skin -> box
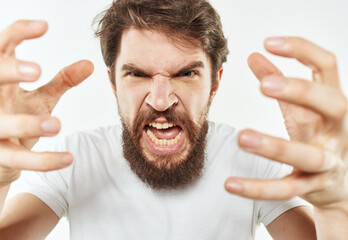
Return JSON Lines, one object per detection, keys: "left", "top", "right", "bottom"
{"left": 0, "top": 20, "right": 346, "bottom": 239}
{"left": 226, "top": 38, "right": 348, "bottom": 238}
{"left": 110, "top": 28, "right": 220, "bottom": 164}
{"left": 0, "top": 20, "right": 94, "bottom": 239}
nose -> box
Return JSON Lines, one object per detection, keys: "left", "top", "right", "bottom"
{"left": 145, "top": 75, "right": 178, "bottom": 112}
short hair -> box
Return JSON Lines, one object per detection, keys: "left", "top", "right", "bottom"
{"left": 94, "top": 0, "right": 229, "bottom": 88}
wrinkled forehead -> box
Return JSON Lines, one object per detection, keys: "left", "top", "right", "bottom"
{"left": 115, "top": 28, "right": 210, "bottom": 75}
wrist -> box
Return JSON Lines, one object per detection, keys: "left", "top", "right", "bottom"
{"left": 0, "top": 168, "right": 21, "bottom": 188}
{"left": 314, "top": 202, "right": 348, "bottom": 240}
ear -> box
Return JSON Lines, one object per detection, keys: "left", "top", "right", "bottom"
{"left": 107, "top": 67, "right": 117, "bottom": 99}
{"left": 209, "top": 67, "right": 223, "bottom": 102}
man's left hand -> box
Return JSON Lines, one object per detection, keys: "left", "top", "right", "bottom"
{"left": 225, "top": 37, "right": 348, "bottom": 224}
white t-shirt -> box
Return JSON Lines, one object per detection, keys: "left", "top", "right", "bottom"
{"left": 23, "top": 122, "right": 308, "bottom": 240}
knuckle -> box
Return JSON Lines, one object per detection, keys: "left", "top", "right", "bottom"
{"left": 12, "top": 20, "right": 25, "bottom": 27}
{"left": 10, "top": 20, "right": 26, "bottom": 34}
{"left": 37, "top": 153, "right": 58, "bottom": 171}
{"left": 287, "top": 37, "right": 306, "bottom": 47}
{"left": 8, "top": 151, "right": 20, "bottom": 169}
{"left": 335, "top": 94, "right": 348, "bottom": 119}
{"left": 36, "top": 154, "right": 51, "bottom": 171}
{"left": 251, "top": 185, "right": 263, "bottom": 199}
{"left": 268, "top": 139, "right": 286, "bottom": 160}
{"left": 283, "top": 182, "right": 297, "bottom": 199}
{"left": 321, "top": 52, "right": 337, "bottom": 69}
{"left": 16, "top": 117, "right": 30, "bottom": 135}
{"left": 314, "top": 151, "right": 326, "bottom": 171}
{"left": 317, "top": 174, "right": 334, "bottom": 191}
{"left": 38, "top": 162, "right": 51, "bottom": 171}
{"left": 291, "top": 79, "right": 311, "bottom": 100}
{"left": 60, "top": 68, "right": 75, "bottom": 88}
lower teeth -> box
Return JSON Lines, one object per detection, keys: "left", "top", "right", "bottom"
{"left": 146, "top": 129, "right": 182, "bottom": 146}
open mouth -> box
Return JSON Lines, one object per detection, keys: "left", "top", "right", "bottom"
{"left": 142, "top": 120, "right": 187, "bottom": 155}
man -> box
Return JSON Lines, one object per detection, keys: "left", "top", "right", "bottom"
{"left": 0, "top": 0, "right": 347, "bottom": 239}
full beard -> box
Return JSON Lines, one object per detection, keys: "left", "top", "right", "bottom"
{"left": 121, "top": 107, "right": 209, "bottom": 190}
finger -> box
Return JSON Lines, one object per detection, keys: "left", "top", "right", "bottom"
{"left": 247, "top": 53, "right": 293, "bottom": 118}
{"left": 238, "top": 129, "right": 339, "bottom": 172}
{"left": 0, "top": 20, "right": 48, "bottom": 56}
{"left": 247, "top": 52, "right": 283, "bottom": 80}
{"left": 36, "top": 60, "right": 94, "bottom": 112}
{"left": 0, "top": 114, "right": 60, "bottom": 139}
{"left": 225, "top": 176, "right": 300, "bottom": 200}
{"left": 260, "top": 75, "right": 347, "bottom": 121}
{"left": 0, "top": 58, "right": 41, "bottom": 84}
{"left": 264, "top": 37, "right": 340, "bottom": 88}
{"left": 0, "top": 140, "right": 73, "bottom": 171}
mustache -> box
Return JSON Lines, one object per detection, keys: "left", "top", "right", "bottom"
{"left": 129, "top": 107, "right": 203, "bottom": 144}
{"left": 134, "top": 107, "right": 186, "bottom": 126}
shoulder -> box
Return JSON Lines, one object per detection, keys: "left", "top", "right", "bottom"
{"left": 208, "top": 121, "right": 238, "bottom": 137}
{"left": 61, "top": 124, "right": 122, "bottom": 150}
{"left": 206, "top": 121, "right": 291, "bottom": 179}
{"left": 205, "top": 121, "right": 249, "bottom": 172}
{"left": 33, "top": 125, "right": 125, "bottom": 169}
{"left": 206, "top": 121, "right": 238, "bottom": 147}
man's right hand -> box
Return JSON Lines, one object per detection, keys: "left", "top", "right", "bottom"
{"left": 0, "top": 20, "right": 94, "bottom": 187}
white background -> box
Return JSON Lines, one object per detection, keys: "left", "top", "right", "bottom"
{"left": 1, "top": 0, "right": 348, "bottom": 239}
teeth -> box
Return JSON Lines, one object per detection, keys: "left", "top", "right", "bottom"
{"left": 148, "top": 122, "right": 176, "bottom": 130}
{"left": 146, "top": 129, "right": 182, "bottom": 146}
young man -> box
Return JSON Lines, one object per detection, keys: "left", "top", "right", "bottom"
{"left": 0, "top": 0, "right": 347, "bottom": 239}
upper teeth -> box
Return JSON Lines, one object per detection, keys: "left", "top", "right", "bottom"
{"left": 149, "top": 122, "right": 175, "bottom": 129}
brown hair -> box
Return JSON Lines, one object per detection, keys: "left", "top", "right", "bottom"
{"left": 94, "top": 0, "right": 229, "bottom": 88}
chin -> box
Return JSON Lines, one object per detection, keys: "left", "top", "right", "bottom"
{"left": 141, "top": 141, "right": 192, "bottom": 170}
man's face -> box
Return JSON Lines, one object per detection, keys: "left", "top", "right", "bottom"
{"left": 111, "top": 28, "right": 220, "bottom": 189}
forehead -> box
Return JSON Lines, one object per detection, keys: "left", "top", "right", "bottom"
{"left": 115, "top": 28, "right": 210, "bottom": 73}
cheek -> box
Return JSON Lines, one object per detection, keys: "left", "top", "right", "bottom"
{"left": 174, "top": 83, "right": 211, "bottom": 122}
{"left": 117, "top": 84, "right": 149, "bottom": 120}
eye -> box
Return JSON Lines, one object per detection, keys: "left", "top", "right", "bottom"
{"left": 127, "top": 72, "right": 147, "bottom": 78}
{"left": 181, "top": 70, "right": 197, "bottom": 77}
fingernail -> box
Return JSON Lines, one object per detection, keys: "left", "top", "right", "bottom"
{"left": 265, "top": 37, "right": 284, "bottom": 47}
{"left": 41, "top": 118, "right": 60, "bottom": 133}
{"left": 62, "top": 155, "right": 73, "bottom": 165}
{"left": 226, "top": 181, "right": 243, "bottom": 193}
{"left": 18, "top": 63, "right": 39, "bottom": 77}
{"left": 240, "top": 131, "right": 261, "bottom": 149}
{"left": 261, "top": 75, "right": 285, "bottom": 94}
{"left": 29, "top": 20, "right": 46, "bottom": 29}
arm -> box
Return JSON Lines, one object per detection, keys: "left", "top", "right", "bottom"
{"left": 0, "top": 191, "right": 59, "bottom": 240}
{"left": 0, "top": 20, "right": 93, "bottom": 238}
{"left": 266, "top": 206, "right": 316, "bottom": 240}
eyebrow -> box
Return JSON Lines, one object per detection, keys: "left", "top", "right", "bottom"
{"left": 121, "top": 64, "right": 148, "bottom": 74}
{"left": 121, "top": 61, "right": 205, "bottom": 77}
{"left": 173, "top": 61, "right": 204, "bottom": 77}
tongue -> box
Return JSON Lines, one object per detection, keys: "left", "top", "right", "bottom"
{"left": 149, "top": 126, "right": 181, "bottom": 140}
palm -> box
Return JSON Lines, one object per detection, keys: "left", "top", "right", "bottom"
{"left": 14, "top": 88, "right": 52, "bottom": 115}
{"left": 278, "top": 100, "right": 321, "bottom": 143}
{"left": 11, "top": 87, "right": 58, "bottom": 149}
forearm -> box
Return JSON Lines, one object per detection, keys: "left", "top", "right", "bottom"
{"left": 314, "top": 204, "right": 348, "bottom": 239}
{"left": 0, "top": 185, "right": 10, "bottom": 218}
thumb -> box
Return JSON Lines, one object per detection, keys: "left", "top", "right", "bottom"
{"left": 36, "top": 60, "right": 94, "bottom": 111}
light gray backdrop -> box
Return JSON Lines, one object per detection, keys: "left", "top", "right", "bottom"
{"left": 1, "top": 0, "right": 347, "bottom": 239}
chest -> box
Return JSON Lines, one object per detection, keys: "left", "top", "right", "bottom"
{"left": 67, "top": 169, "right": 256, "bottom": 240}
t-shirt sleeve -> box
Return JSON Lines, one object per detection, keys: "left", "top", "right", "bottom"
{"left": 254, "top": 156, "right": 311, "bottom": 226}
{"left": 20, "top": 137, "right": 74, "bottom": 219}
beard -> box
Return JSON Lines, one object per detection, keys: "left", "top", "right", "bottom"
{"left": 121, "top": 107, "right": 209, "bottom": 190}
